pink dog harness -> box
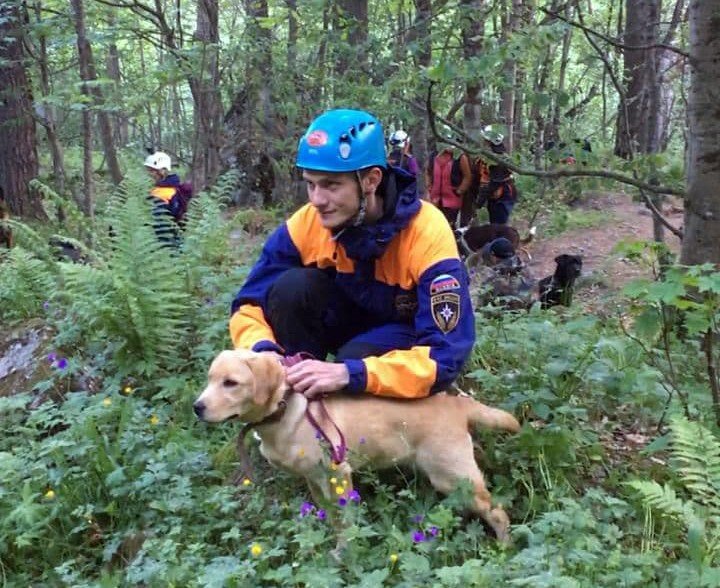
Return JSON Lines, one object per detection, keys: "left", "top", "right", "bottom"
{"left": 280, "top": 353, "right": 347, "bottom": 465}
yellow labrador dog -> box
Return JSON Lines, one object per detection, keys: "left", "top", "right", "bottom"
{"left": 194, "top": 349, "right": 520, "bottom": 542}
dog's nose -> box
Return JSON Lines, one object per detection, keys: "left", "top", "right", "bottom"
{"left": 193, "top": 401, "right": 206, "bottom": 419}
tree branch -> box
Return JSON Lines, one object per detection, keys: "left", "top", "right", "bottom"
{"left": 539, "top": 6, "right": 690, "bottom": 58}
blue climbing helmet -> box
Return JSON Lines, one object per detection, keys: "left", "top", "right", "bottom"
{"left": 296, "top": 109, "right": 387, "bottom": 172}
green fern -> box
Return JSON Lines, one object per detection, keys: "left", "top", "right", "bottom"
{"left": 0, "top": 248, "right": 56, "bottom": 321}
{"left": 57, "top": 181, "right": 192, "bottom": 376}
{"left": 625, "top": 480, "right": 692, "bottom": 520}
{"left": 627, "top": 416, "right": 720, "bottom": 566}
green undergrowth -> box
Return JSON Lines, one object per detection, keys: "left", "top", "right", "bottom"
{"left": 1, "top": 182, "right": 719, "bottom": 586}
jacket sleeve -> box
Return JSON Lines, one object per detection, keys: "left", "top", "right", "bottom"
{"left": 343, "top": 208, "right": 475, "bottom": 398}
{"left": 229, "top": 222, "right": 303, "bottom": 353}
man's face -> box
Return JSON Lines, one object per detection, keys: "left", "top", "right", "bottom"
{"left": 302, "top": 170, "right": 360, "bottom": 230}
{"left": 146, "top": 167, "right": 162, "bottom": 182}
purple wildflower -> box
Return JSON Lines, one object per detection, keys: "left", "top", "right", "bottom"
{"left": 315, "top": 431, "right": 323, "bottom": 440}
{"left": 359, "top": 437, "right": 366, "bottom": 444}
{"left": 411, "top": 514, "right": 424, "bottom": 524}
{"left": 348, "top": 489, "right": 361, "bottom": 503}
{"left": 56, "top": 358, "right": 68, "bottom": 370}
{"left": 428, "top": 526, "right": 439, "bottom": 537}
{"left": 47, "top": 353, "right": 57, "bottom": 363}
{"left": 412, "top": 530, "right": 427, "bottom": 543}
{"left": 337, "top": 497, "right": 347, "bottom": 507}
{"left": 43, "top": 301, "right": 50, "bottom": 310}
{"left": 316, "top": 509, "right": 327, "bottom": 521}
{"left": 300, "top": 501, "right": 315, "bottom": 517}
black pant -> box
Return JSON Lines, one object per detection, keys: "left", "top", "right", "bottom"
{"left": 267, "top": 268, "right": 415, "bottom": 361}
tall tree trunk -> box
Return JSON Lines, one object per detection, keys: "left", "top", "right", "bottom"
{"left": 70, "top": 0, "right": 123, "bottom": 186}
{"left": 33, "top": 0, "right": 67, "bottom": 197}
{"left": 548, "top": 3, "right": 574, "bottom": 145}
{"left": 680, "top": 0, "right": 720, "bottom": 265}
{"left": 615, "top": 0, "right": 662, "bottom": 159}
{"left": 105, "top": 15, "right": 129, "bottom": 147}
{"left": 500, "top": 0, "right": 525, "bottom": 151}
{"left": 461, "top": 0, "right": 486, "bottom": 135}
{"left": 0, "top": 1, "right": 42, "bottom": 218}
{"left": 222, "top": 0, "right": 276, "bottom": 205}
{"left": 336, "top": 0, "right": 368, "bottom": 76}
{"left": 189, "top": 0, "right": 223, "bottom": 191}
{"left": 409, "top": 0, "right": 432, "bottom": 195}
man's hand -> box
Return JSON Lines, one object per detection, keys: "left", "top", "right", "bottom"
{"left": 285, "top": 360, "right": 350, "bottom": 399}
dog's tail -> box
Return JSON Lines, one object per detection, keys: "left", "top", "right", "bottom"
{"left": 520, "top": 226, "right": 537, "bottom": 245}
{"left": 468, "top": 401, "right": 520, "bottom": 433}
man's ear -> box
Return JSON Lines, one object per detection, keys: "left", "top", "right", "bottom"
{"left": 245, "top": 354, "right": 285, "bottom": 405}
{"left": 361, "top": 166, "right": 383, "bottom": 195}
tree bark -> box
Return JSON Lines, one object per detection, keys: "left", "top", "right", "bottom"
{"left": 0, "top": 1, "right": 43, "bottom": 218}
{"left": 32, "top": 0, "right": 67, "bottom": 197}
{"left": 461, "top": 0, "right": 486, "bottom": 135}
{"left": 70, "top": 0, "right": 123, "bottom": 186}
{"left": 189, "top": 0, "right": 224, "bottom": 191}
{"left": 409, "top": 0, "right": 432, "bottom": 195}
{"left": 614, "top": 0, "right": 662, "bottom": 158}
{"left": 680, "top": 0, "right": 720, "bottom": 265}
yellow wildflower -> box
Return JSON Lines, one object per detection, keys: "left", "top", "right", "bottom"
{"left": 389, "top": 553, "right": 398, "bottom": 564}
{"left": 149, "top": 415, "right": 159, "bottom": 426}
{"left": 242, "top": 478, "right": 252, "bottom": 487}
{"left": 102, "top": 398, "right": 112, "bottom": 407}
{"left": 335, "top": 486, "right": 344, "bottom": 495}
{"left": 330, "top": 477, "right": 337, "bottom": 485}
{"left": 123, "top": 386, "right": 133, "bottom": 395}
{"left": 44, "top": 489, "right": 55, "bottom": 500}
{"left": 342, "top": 479, "right": 348, "bottom": 487}
{"left": 250, "top": 543, "right": 263, "bottom": 557}
{"left": 329, "top": 462, "right": 337, "bottom": 471}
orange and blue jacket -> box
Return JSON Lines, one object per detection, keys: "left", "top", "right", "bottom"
{"left": 149, "top": 175, "right": 182, "bottom": 242}
{"left": 229, "top": 169, "right": 475, "bottom": 399}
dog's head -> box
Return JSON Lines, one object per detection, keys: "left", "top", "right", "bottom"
{"left": 193, "top": 350, "right": 287, "bottom": 423}
{"left": 554, "top": 254, "right": 583, "bottom": 283}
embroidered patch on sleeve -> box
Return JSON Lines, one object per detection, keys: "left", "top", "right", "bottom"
{"left": 430, "top": 274, "right": 461, "bottom": 333}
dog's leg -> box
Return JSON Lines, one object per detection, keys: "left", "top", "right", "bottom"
{"left": 418, "top": 442, "right": 511, "bottom": 543}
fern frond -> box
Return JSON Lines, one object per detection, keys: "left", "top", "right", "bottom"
{"left": 670, "top": 417, "right": 720, "bottom": 515}
{"left": 626, "top": 480, "right": 692, "bottom": 521}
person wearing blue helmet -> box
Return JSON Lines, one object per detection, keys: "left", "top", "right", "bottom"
{"left": 229, "top": 109, "right": 475, "bottom": 399}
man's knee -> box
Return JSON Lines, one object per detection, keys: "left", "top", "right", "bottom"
{"left": 267, "top": 267, "right": 333, "bottom": 312}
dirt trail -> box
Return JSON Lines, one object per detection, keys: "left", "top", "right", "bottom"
{"left": 521, "top": 191, "right": 684, "bottom": 305}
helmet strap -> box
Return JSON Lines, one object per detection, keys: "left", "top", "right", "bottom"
{"left": 352, "top": 171, "right": 367, "bottom": 227}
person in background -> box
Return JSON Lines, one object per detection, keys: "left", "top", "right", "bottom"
{"left": 229, "top": 108, "right": 475, "bottom": 399}
{"left": 474, "top": 126, "right": 518, "bottom": 225}
{"left": 144, "top": 151, "right": 191, "bottom": 246}
{"left": 425, "top": 142, "right": 473, "bottom": 227}
{"left": 387, "top": 130, "right": 419, "bottom": 177}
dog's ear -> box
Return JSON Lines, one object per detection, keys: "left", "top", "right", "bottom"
{"left": 244, "top": 353, "right": 285, "bottom": 405}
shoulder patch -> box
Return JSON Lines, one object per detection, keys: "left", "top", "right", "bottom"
{"left": 430, "top": 274, "right": 461, "bottom": 333}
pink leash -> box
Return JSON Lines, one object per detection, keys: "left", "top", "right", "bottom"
{"left": 281, "top": 353, "right": 347, "bottom": 464}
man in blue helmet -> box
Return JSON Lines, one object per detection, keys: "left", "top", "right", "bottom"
{"left": 229, "top": 109, "right": 475, "bottom": 399}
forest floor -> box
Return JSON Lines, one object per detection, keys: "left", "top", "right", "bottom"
{"left": 522, "top": 190, "right": 684, "bottom": 312}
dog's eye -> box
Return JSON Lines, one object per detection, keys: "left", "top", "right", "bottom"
{"left": 223, "top": 378, "right": 238, "bottom": 387}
